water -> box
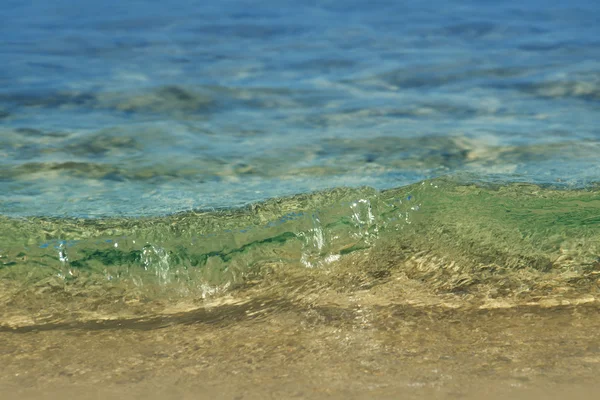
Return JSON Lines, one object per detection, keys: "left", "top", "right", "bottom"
{"left": 2, "top": 0, "right": 599, "bottom": 217}
{"left": 1, "top": 1, "right": 600, "bottom": 397}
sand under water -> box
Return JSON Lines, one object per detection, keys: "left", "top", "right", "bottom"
{"left": 3, "top": 0, "right": 600, "bottom": 397}
{"left": 2, "top": 178, "right": 600, "bottom": 399}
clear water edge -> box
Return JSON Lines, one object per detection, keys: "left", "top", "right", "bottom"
{"left": 1, "top": 0, "right": 600, "bottom": 328}
{"left": 1, "top": 177, "right": 599, "bottom": 328}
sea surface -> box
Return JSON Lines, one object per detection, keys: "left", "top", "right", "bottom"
{"left": 1, "top": 1, "right": 600, "bottom": 397}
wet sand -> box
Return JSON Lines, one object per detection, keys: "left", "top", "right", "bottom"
{"left": 3, "top": 299, "right": 600, "bottom": 399}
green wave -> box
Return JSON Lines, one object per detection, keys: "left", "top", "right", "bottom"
{"left": 1, "top": 177, "right": 599, "bottom": 326}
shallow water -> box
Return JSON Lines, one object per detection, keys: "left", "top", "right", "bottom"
{"left": 1, "top": 0, "right": 600, "bottom": 216}
{"left": 2, "top": 178, "right": 600, "bottom": 326}
{"left": 1, "top": 0, "right": 600, "bottom": 398}
{"left": 3, "top": 302, "right": 600, "bottom": 399}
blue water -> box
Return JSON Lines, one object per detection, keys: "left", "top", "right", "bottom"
{"left": 1, "top": 0, "right": 599, "bottom": 217}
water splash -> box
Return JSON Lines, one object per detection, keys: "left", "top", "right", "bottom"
{"left": 1, "top": 178, "right": 600, "bottom": 325}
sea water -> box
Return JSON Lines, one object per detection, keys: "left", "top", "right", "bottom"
{"left": 1, "top": 1, "right": 600, "bottom": 397}
{"left": 2, "top": 0, "right": 599, "bottom": 217}
{"left": 1, "top": 0, "right": 599, "bottom": 311}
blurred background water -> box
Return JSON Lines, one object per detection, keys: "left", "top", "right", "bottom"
{"left": 1, "top": 0, "right": 599, "bottom": 217}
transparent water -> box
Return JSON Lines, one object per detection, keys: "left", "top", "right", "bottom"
{"left": 1, "top": 0, "right": 599, "bottom": 217}
{"left": 2, "top": 2, "right": 600, "bottom": 397}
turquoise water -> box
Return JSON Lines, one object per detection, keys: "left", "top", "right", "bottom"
{"left": 1, "top": 0, "right": 599, "bottom": 217}
{"left": 1, "top": 0, "right": 600, "bottom": 326}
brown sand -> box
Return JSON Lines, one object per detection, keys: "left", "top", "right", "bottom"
{"left": 2, "top": 299, "right": 600, "bottom": 400}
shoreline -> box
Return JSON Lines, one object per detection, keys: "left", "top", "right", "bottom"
{"left": 3, "top": 301, "right": 600, "bottom": 399}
